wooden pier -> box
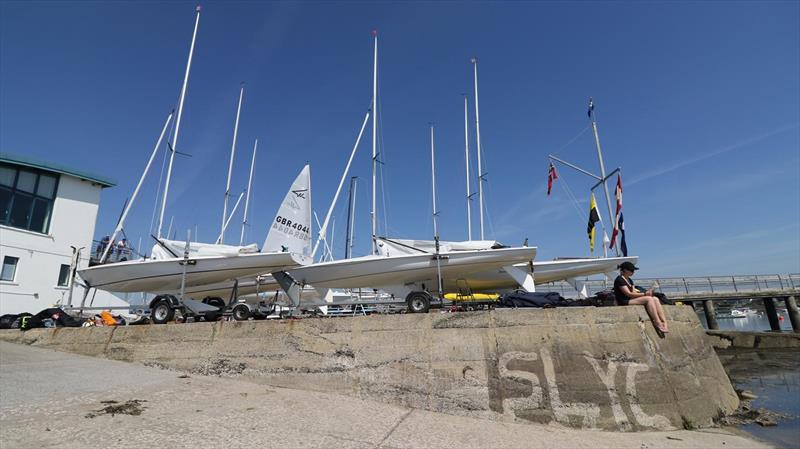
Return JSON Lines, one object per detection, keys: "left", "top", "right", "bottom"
{"left": 541, "top": 273, "right": 800, "bottom": 332}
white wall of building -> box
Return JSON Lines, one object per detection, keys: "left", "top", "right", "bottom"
{"left": 0, "top": 175, "right": 129, "bottom": 315}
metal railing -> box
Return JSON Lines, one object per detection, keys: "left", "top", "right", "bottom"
{"left": 540, "top": 274, "right": 800, "bottom": 299}
{"left": 88, "top": 239, "right": 144, "bottom": 265}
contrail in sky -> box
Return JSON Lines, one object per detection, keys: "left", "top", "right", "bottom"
{"left": 628, "top": 122, "right": 799, "bottom": 186}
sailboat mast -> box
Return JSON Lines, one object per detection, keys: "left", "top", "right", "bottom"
{"left": 463, "top": 94, "right": 472, "bottom": 240}
{"left": 221, "top": 84, "right": 244, "bottom": 244}
{"left": 345, "top": 176, "right": 358, "bottom": 259}
{"left": 101, "top": 111, "right": 173, "bottom": 263}
{"left": 430, "top": 125, "right": 439, "bottom": 238}
{"left": 240, "top": 138, "right": 257, "bottom": 246}
{"left": 471, "top": 57, "right": 485, "bottom": 240}
{"left": 370, "top": 30, "right": 378, "bottom": 254}
{"left": 431, "top": 124, "right": 444, "bottom": 299}
{"left": 588, "top": 97, "right": 618, "bottom": 256}
{"left": 311, "top": 109, "right": 371, "bottom": 259}
{"left": 158, "top": 6, "right": 200, "bottom": 239}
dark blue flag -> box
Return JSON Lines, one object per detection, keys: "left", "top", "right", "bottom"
{"left": 619, "top": 212, "right": 628, "bottom": 257}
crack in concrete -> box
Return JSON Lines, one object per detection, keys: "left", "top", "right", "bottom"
{"left": 375, "top": 409, "right": 413, "bottom": 448}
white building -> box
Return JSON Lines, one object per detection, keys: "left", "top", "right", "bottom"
{"left": 0, "top": 152, "right": 130, "bottom": 315}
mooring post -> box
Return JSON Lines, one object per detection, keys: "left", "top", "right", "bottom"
{"left": 763, "top": 297, "right": 781, "bottom": 331}
{"left": 784, "top": 296, "right": 800, "bottom": 333}
{"left": 703, "top": 299, "right": 719, "bottom": 330}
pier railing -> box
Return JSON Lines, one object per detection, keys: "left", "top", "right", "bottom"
{"left": 540, "top": 273, "right": 800, "bottom": 298}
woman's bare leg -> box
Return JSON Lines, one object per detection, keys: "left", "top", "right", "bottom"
{"left": 628, "top": 297, "right": 663, "bottom": 329}
{"left": 653, "top": 299, "right": 668, "bottom": 330}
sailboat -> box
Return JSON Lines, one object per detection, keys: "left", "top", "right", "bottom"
{"left": 367, "top": 60, "right": 639, "bottom": 298}
{"left": 77, "top": 165, "right": 313, "bottom": 294}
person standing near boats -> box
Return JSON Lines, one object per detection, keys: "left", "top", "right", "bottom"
{"left": 614, "top": 261, "right": 669, "bottom": 334}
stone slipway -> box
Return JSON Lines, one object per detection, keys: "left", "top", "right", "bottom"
{"left": 0, "top": 305, "right": 739, "bottom": 432}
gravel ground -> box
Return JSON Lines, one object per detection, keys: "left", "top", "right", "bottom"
{"left": 0, "top": 341, "right": 773, "bottom": 449}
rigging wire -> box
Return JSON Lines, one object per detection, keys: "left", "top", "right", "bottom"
{"left": 558, "top": 173, "right": 588, "bottom": 223}
{"left": 378, "top": 80, "right": 390, "bottom": 237}
{"left": 556, "top": 124, "right": 591, "bottom": 155}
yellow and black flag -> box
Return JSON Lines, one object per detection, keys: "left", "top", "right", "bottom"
{"left": 587, "top": 193, "right": 600, "bottom": 252}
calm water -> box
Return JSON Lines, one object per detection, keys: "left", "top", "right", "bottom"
{"left": 694, "top": 306, "right": 794, "bottom": 332}
{"left": 718, "top": 349, "right": 800, "bottom": 449}
{"left": 696, "top": 304, "right": 799, "bottom": 448}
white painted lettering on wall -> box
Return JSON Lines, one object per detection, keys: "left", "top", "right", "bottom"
{"left": 497, "top": 350, "right": 674, "bottom": 431}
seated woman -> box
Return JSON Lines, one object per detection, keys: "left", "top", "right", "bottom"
{"left": 614, "top": 261, "right": 669, "bottom": 334}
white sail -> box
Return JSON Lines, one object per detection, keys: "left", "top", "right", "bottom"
{"left": 263, "top": 165, "right": 312, "bottom": 257}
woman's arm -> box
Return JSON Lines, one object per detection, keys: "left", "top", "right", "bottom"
{"left": 620, "top": 285, "right": 646, "bottom": 299}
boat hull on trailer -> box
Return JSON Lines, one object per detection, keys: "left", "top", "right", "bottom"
{"left": 177, "top": 255, "right": 637, "bottom": 300}
{"left": 78, "top": 252, "right": 308, "bottom": 294}
{"left": 456, "top": 256, "right": 639, "bottom": 292}
{"left": 282, "top": 246, "right": 538, "bottom": 296}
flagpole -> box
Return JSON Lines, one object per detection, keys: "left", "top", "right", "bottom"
{"left": 588, "top": 97, "right": 619, "bottom": 256}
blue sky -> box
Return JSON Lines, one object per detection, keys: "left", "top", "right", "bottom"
{"left": 2, "top": 1, "right": 798, "bottom": 277}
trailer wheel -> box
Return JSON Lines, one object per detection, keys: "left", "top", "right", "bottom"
{"left": 232, "top": 304, "right": 251, "bottom": 321}
{"left": 406, "top": 292, "right": 431, "bottom": 314}
{"left": 203, "top": 297, "right": 225, "bottom": 321}
{"left": 151, "top": 299, "right": 174, "bottom": 324}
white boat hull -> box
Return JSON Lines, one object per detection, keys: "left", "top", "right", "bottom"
{"left": 175, "top": 255, "right": 637, "bottom": 301}
{"left": 283, "top": 246, "right": 538, "bottom": 297}
{"left": 78, "top": 252, "right": 308, "bottom": 294}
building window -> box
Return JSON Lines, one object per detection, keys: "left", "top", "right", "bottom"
{"left": 0, "top": 163, "right": 58, "bottom": 234}
{"left": 57, "top": 264, "right": 71, "bottom": 287}
{"left": 1, "top": 256, "right": 18, "bottom": 282}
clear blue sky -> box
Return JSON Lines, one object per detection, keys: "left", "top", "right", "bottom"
{"left": 2, "top": 1, "right": 798, "bottom": 277}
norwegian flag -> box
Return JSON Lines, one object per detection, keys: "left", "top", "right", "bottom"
{"left": 609, "top": 174, "right": 623, "bottom": 248}
{"left": 547, "top": 162, "right": 559, "bottom": 196}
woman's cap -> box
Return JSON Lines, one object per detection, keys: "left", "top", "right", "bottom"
{"left": 618, "top": 261, "right": 639, "bottom": 271}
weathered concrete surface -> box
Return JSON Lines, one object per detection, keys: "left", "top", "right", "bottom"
{"left": 1, "top": 342, "right": 768, "bottom": 449}
{"left": 0, "top": 306, "right": 739, "bottom": 432}
{"left": 706, "top": 330, "right": 800, "bottom": 349}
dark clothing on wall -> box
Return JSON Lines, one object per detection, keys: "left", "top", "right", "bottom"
{"left": 614, "top": 275, "right": 634, "bottom": 305}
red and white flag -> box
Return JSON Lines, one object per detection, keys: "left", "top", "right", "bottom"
{"left": 609, "top": 174, "right": 623, "bottom": 248}
{"left": 547, "top": 162, "right": 558, "bottom": 196}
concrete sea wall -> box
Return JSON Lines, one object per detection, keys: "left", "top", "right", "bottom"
{"left": 0, "top": 306, "right": 738, "bottom": 431}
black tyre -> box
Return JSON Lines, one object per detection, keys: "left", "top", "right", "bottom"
{"left": 202, "top": 297, "right": 225, "bottom": 322}
{"left": 406, "top": 292, "right": 431, "bottom": 314}
{"left": 151, "top": 300, "right": 174, "bottom": 324}
{"left": 232, "top": 304, "right": 251, "bottom": 321}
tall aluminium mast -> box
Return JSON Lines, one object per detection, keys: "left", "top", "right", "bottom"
{"left": 344, "top": 176, "right": 358, "bottom": 259}
{"left": 430, "top": 125, "right": 439, "bottom": 239}
{"left": 101, "top": 111, "right": 174, "bottom": 263}
{"left": 370, "top": 30, "right": 378, "bottom": 254}
{"left": 471, "top": 57, "right": 485, "bottom": 240}
{"left": 463, "top": 94, "right": 472, "bottom": 240}
{"left": 240, "top": 138, "right": 257, "bottom": 245}
{"left": 158, "top": 6, "right": 200, "bottom": 239}
{"left": 221, "top": 83, "right": 245, "bottom": 244}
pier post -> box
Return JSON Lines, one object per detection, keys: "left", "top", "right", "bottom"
{"left": 702, "top": 300, "right": 719, "bottom": 330}
{"left": 763, "top": 297, "right": 781, "bottom": 331}
{"left": 784, "top": 296, "right": 800, "bottom": 333}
